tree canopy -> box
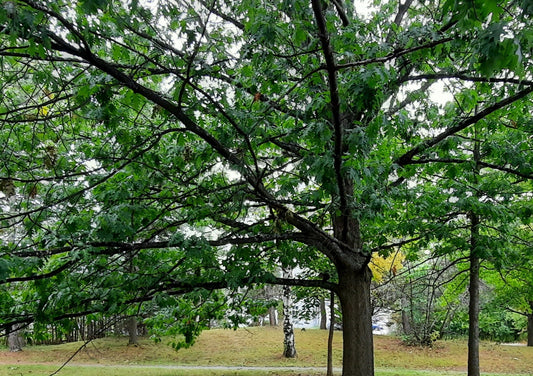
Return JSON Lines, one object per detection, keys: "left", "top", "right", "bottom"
{"left": 1, "top": 1, "right": 532, "bottom": 375}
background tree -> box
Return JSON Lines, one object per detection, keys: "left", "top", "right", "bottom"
{"left": 1, "top": 1, "right": 532, "bottom": 375}
{"left": 485, "top": 226, "right": 533, "bottom": 346}
{"left": 281, "top": 268, "right": 297, "bottom": 358}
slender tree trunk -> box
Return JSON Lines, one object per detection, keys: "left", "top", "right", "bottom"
{"left": 468, "top": 212, "right": 481, "bottom": 376}
{"left": 468, "top": 129, "right": 481, "bottom": 376}
{"left": 282, "top": 269, "right": 297, "bottom": 358}
{"left": 337, "top": 265, "right": 374, "bottom": 376}
{"left": 527, "top": 300, "right": 533, "bottom": 346}
{"left": 268, "top": 306, "right": 278, "bottom": 326}
{"left": 327, "top": 290, "right": 335, "bottom": 376}
{"left": 401, "top": 295, "right": 412, "bottom": 335}
{"left": 468, "top": 252, "right": 480, "bottom": 376}
{"left": 320, "top": 297, "right": 328, "bottom": 330}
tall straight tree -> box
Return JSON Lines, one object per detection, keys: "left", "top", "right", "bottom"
{"left": 1, "top": 1, "right": 532, "bottom": 375}
{"left": 467, "top": 129, "right": 481, "bottom": 376}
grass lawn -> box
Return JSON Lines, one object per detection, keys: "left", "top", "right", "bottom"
{"left": 0, "top": 365, "right": 529, "bottom": 376}
{"left": 1, "top": 327, "right": 531, "bottom": 375}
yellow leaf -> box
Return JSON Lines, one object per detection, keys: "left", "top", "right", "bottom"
{"left": 38, "top": 106, "right": 49, "bottom": 117}
{"left": 369, "top": 251, "right": 405, "bottom": 283}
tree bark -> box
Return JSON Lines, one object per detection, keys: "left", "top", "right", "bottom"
{"left": 268, "top": 305, "right": 278, "bottom": 326}
{"left": 401, "top": 295, "right": 412, "bottom": 335}
{"left": 327, "top": 290, "right": 335, "bottom": 376}
{"left": 282, "top": 269, "right": 297, "bottom": 358}
{"left": 320, "top": 297, "right": 328, "bottom": 330}
{"left": 527, "top": 300, "right": 533, "bottom": 346}
{"left": 127, "top": 316, "right": 139, "bottom": 346}
{"left": 330, "top": 173, "right": 374, "bottom": 375}
{"left": 8, "top": 324, "right": 24, "bottom": 352}
{"left": 468, "top": 130, "right": 481, "bottom": 376}
{"left": 468, "top": 214, "right": 481, "bottom": 376}
{"left": 337, "top": 265, "right": 374, "bottom": 376}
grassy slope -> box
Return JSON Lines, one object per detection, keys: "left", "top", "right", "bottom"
{"left": 0, "top": 327, "right": 531, "bottom": 375}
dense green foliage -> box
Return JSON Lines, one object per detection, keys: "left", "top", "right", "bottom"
{"left": 0, "top": 0, "right": 532, "bottom": 374}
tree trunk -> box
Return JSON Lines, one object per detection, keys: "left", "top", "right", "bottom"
{"left": 527, "top": 300, "right": 533, "bottom": 346}
{"left": 327, "top": 290, "right": 335, "bottom": 376}
{"left": 468, "top": 214, "right": 481, "bottom": 376}
{"left": 337, "top": 265, "right": 374, "bottom": 376}
{"left": 401, "top": 296, "right": 412, "bottom": 335}
{"left": 268, "top": 306, "right": 278, "bottom": 326}
{"left": 468, "top": 134, "right": 481, "bottom": 376}
{"left": 8, "top": 324, "right": 24, "bottom": 352}
{"left": 127, "top": 316, "right": 139, "bottom": 346}
{"left": 282, "top": 269, "right": 297, "bottom": 358}
{"left": 320, "top": 297, "right": 328, "bottom": 330}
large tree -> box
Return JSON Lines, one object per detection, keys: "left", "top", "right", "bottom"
{"left": 1, "top": 1, "right": 532, "bottom": 375}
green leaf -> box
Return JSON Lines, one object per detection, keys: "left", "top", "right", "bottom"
{"left": 79, "top": 0, "right": 109, "bottom": 14}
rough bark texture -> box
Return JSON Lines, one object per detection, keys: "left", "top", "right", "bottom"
{"left": 337, "top": 266, "right": 374, "bottom": 376}
{"left": 127, "top": 316, "right": 139, "bottom": 346}
{"left": 330, "top": 175, "right": 374, "bottom": 375}
{"left": 8, "top": 324, "right": 24, "bottom": 352}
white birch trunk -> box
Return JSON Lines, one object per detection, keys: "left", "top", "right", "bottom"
{"left": 282, "top": 268, "right": 297, "bottom": 358}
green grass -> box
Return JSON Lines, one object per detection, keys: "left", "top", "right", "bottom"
{"left": 1, "top": 327, "right": 532, "bottom": 375}
{"left": 0, "top": 365, "right": 528, "bottom": 376}
{"left": 0, "top": 365, "right": 307, "bottom": 376}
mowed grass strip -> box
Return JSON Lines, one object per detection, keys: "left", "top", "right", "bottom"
{"left": 0, "top": 364, "right": 319, "bottom": 376}
{"left": 0, "top": 365, "right": 528, "bottom": 376}
{"left": 1, "top": 327, "right": 531, "bottom": 374}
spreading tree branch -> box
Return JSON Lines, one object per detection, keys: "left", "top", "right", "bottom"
{"left": 395, "top": 86, "right": 533, "bottom": 168}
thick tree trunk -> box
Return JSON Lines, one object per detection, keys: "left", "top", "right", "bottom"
{"left": 8, "top": 324, "right": 24, "bottom": 352}
{"left": 127, "top": 316, "right": 139, "bottom": 346}
{"left": 527, "top": 300, "right": 533, "bottom": 346}
{"left": 337, "top": 265, "right": 374, "bottom": 376}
